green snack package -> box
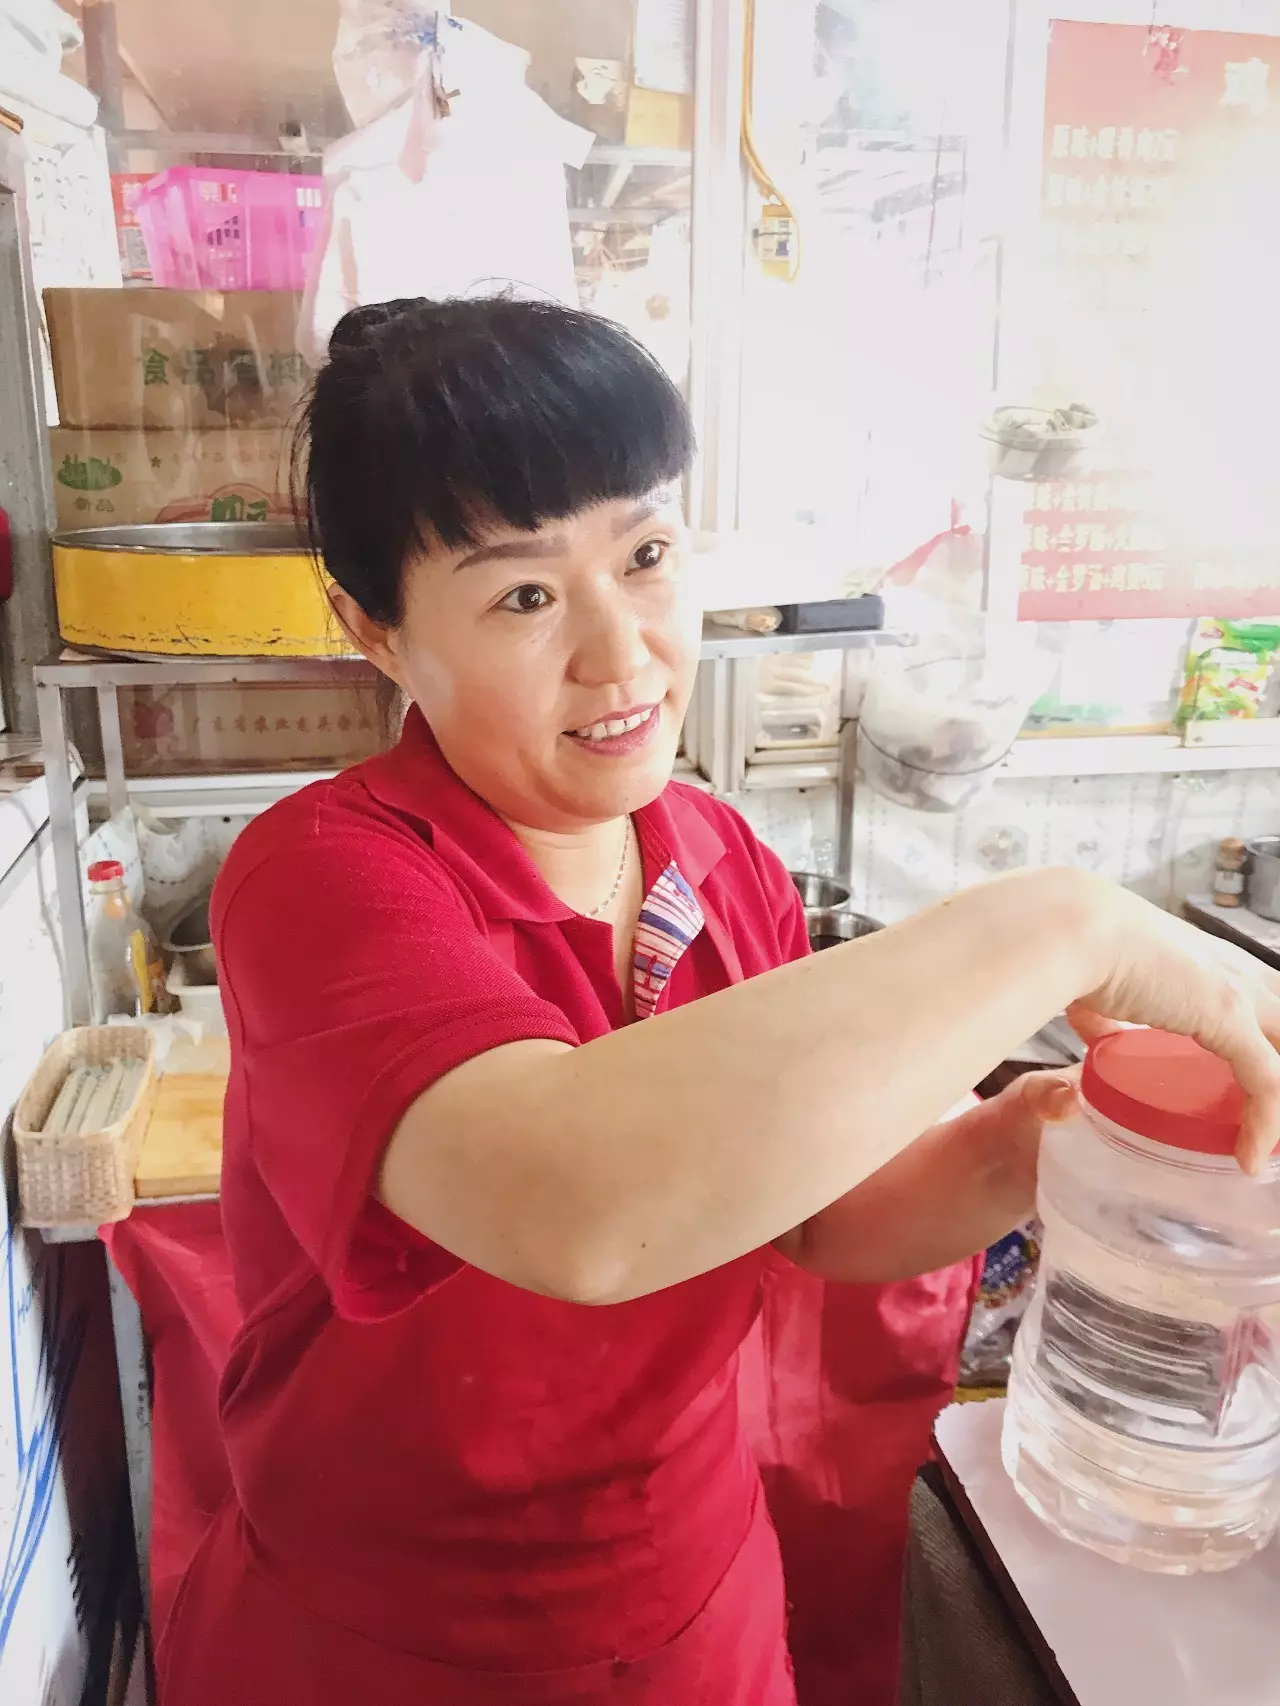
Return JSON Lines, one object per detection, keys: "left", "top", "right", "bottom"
{"left": 1175, "top": 619, "right": 1280, "bottom": 726}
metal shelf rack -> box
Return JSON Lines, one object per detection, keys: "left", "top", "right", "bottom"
{"left": 35, "top": 626, "right": 906, "bottom": 1025}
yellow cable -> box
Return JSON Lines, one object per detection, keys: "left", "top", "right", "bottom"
{"left": 742, "top": 0, "right": 801, "bottom": 279}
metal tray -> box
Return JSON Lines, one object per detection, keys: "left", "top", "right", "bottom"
{"left": 52, "top": 522, "right": 308, "bottom": 555}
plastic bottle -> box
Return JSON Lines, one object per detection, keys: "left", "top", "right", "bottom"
{"left": 87, "top": 859, "right": 170, "bottom": 1021}
{"left": 1002, "top": 1028, "right": 1280, "bottom": 1573}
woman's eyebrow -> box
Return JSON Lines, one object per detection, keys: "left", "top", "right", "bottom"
{"left": 455, "top": 535, "right": 568, "bottom": 571}
{"left": 455, "top": 497, "right": 674, "bottom": 569}
{"left": 611, "top": 497, "right": 668, "bottom": 536}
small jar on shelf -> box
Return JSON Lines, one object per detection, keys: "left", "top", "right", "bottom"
{"left": 1212, "top": 838, "right": 1247, "bottom": 909}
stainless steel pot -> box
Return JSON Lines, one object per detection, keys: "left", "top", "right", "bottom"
{"left": 51, "top": 522, "right": 308, "bottom": 553}
{"left": 1246, "top": 838, "right": 1280, "bottom": 922}
{"left": 807, "top": 908, "right": 882, "bottom": 952}
{"left": 790, "top": 871, "right": 852, "bottom": 911}
{"left": 163, "top": 895, "right": 217, "bottom": 985}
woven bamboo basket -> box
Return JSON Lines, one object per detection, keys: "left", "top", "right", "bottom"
{"left": 15, "top": 1026, "right": 157, "bottom": 1227}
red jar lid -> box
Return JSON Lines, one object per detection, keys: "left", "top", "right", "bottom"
{"left": 87, "top": 859, "right": 124, "bottom": 882}
{"left": 1082, "top": 1029, "right": 1242, "bottom": 1155}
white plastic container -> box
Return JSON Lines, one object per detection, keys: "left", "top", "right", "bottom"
{"left": 979, "top": 403, "right": 1100, "bottom": 482}
{"left": 858, "top": 649, "right": 1039, "bottom": 813}
{"left": 1003, "top": 1029, "right": 1280, "bottom": 1573}
{"left": 167, "top": 957, "right": 226, "bottom": 1034}
{"left": 753, "top": 652, "right": 842, "bottom": 751}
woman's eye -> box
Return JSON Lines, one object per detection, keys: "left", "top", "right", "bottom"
{"left": 629, "top": 538, "right": 669, "bottom": 572}
{"left": 499, "top": 584, "right": 551, "bottom": 614}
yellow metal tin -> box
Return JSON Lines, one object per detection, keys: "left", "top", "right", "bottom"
{"left": 52, "top": 523, "right": 351, "bottom": 657}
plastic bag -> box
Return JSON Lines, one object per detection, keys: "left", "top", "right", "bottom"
{"left": 299, "top": 5, "right": 592, "bottom": 363}
{"left": 333, "top": 0, "right": 449, "bottom": 131}
{"left": 1175, "top": 618, "right": 1280, "bottom": 726}
{"left": 859, "top": 629, "right": 1049, "bottom": 813}
{"left": 0, "top": 0, "right": 99, "bottom": 127}
{"left": 0, "top": 0, "right": 81, "bottom": 64}
{"left": 957, "top": 1218, "right": 1042, "bottom": 1392}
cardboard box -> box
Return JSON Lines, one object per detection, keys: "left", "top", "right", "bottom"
{"left": 49, "top": 426, "right": 292, "bottom": 531}
{"left": 119, "top": 682, "right": 384, "bottom": 774}
{"left": 625, "top": 87, "right": 693, "bottom": 151}
{"left": 43, "top": 288, "right": 312, "bottom": 430}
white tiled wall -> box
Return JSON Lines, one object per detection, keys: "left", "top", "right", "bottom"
{"left": 733, "top": 769, "right": 1280, "bottom": 925}
{"left": 725, "top": 786, "right": 840, "bottom": 881}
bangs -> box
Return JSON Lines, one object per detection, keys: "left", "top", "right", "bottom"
{"left": 298, "top": 298, "right": 694, "bottom": 623}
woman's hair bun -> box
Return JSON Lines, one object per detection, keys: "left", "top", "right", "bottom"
{"left": 327, "top": 300, "right": 423, "bottom": 354}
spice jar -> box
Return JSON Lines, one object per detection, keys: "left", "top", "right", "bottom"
{"left": 1212, "top": 837, "right": 1247, "bottom": 908}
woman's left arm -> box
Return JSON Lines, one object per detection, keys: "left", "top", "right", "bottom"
{"left": 774, "top": 1071, "right": 1076, "bottom": 1283}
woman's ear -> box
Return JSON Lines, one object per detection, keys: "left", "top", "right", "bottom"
{"left": 327, "top": 583, "right": 407, "bottom": 687}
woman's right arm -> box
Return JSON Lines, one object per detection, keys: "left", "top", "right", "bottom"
{"left": 379, "top": 867, "right": 1280, "bottom": 1306}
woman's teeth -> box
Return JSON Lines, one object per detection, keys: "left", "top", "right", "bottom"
{"left": 571, "top": 708, "right": 654, "bottom": 742}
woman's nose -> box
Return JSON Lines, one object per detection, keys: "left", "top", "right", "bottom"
{"left": 570, "top": 594, "right": 652, "bottom": 688}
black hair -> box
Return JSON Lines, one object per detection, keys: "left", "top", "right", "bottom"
{"left": 293, "top": 296, "right": 695, "bottom": 625}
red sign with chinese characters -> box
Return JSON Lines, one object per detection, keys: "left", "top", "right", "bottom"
{"left": 1018, "top": 21, "right": 1280, "bottom": 620}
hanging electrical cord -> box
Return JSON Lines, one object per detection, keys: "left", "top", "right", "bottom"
{"left": 742, "top": 0, "right": 801, "bottom": 280}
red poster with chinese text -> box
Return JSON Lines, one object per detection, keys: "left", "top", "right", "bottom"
{"left": 1018, "top": 21, "right": 1280, "bottom": 620}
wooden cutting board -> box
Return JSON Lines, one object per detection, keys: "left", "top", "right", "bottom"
{"left": 134, "top": 1071, "right": 226, "bottom": 1199}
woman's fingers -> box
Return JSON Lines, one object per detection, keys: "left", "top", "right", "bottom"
{"left": 1021, "top": 880, "right": 1280, "bottom": 1172}
{"left": 1063, "top": 1003, "right": 1127, "bottom": 1046}
{"left": 1201, "top": 1017, "right": 1280, "bottom": 1175}
{"left": 1016, "top": 1069, "right": 1079, "bottom": 1125}
{"left": 1186, "top": 966, "right": 1280, "bottom": 1171}
{"left": 1195, "top": 954, "right": 1280, "bottom": 1169}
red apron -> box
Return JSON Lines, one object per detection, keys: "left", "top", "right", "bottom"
{"left": 113, "top": 1212, "right": 974, "bottom": 1706}
{"left": 159, "top": 1481, "right": 795, "bottom": 1705}
{"left": 741, "top": 1256, "right": 981, "bottom": 1706}
{"left": 151, "top": 1236, "right": 795, "bottom": 1704}
{"left": 101, "top": 1203, "right": 238, "bottom": 1638}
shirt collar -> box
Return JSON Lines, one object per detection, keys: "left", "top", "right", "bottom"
{"left": 358, "top": 706, "right": 727, "bottom": 924}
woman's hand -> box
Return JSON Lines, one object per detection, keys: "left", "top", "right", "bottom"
{"left": 776, "top": 1069, "right": 1079, "bottom": 1284}
{"left": 1068, "top": 876, "right": 1280, "bottom": 1172}
{"left": 978, "top": 1069, "right": 1079, "bottom": 1204}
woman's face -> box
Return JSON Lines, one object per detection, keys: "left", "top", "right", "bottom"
{"left": 334, "top": 490, "right": 701, "bottom": 832}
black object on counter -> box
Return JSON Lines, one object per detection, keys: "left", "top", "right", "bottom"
{"left": 807, "top": 908, "right": 881, "bottom": 952}
{"left": 776, "top": 595, "right": 885, "bottom": 635}
{"left": 1184, "top": 893, "right": 1280, "bottom": 974}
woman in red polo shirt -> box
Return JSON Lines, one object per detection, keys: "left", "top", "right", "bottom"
{"left": 159, "top": 298, "right": 1280, "bottom": 1705}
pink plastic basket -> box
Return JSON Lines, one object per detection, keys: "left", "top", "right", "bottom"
{"left": 133, "top": 167, "right": 324, "bottom": 292}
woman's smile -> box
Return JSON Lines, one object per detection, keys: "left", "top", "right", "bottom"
{"left": 564, "top": 703, "right": 662, "bottom": 756}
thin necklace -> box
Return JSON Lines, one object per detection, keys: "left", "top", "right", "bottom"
{"left": 581, "top": 818, "right": 632, "bottom": 919}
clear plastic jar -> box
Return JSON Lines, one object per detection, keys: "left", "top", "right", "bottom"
{"left": 858, "top": 649, "right": 1040, "bottom": 813}
{"left": 87, "top": 858, "right": 170, "bottom": 1021}
{"left": 1002, "top": 1029, "right": 1280, "bottom": 1573}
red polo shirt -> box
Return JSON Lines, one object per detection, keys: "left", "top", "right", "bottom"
{"left": 157, "top": 708, "right": 807, "bottom": 1705}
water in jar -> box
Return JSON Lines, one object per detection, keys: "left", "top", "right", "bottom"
{"left": 1003, "top": 1107, "right": 1280, "bottom": 1573}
